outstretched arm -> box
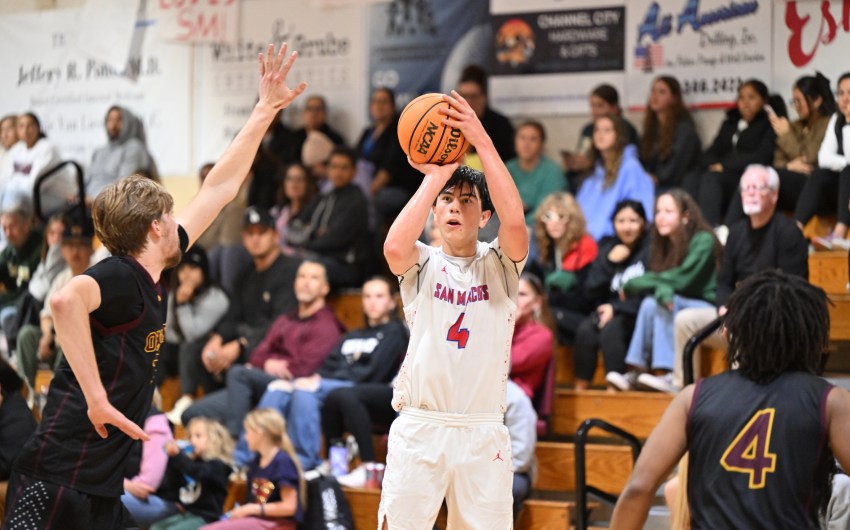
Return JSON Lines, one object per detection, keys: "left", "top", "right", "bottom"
{"left": 177, "top": 43, "right": 307, "bottom": 246}
{"left": 50, "top": 276, "right": 149, "bottom": 441}
{"left": 440, "top": 91, "right": 528, "bottom": 261}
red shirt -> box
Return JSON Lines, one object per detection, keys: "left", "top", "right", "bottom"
{"left": 509, "top": 320, "right": 554, "bottom": 399}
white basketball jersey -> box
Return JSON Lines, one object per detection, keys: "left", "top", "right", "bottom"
{"left": 392, "top": 238, "right": 526, "bottom": 414}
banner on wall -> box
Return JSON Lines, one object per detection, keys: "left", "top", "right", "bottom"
{"left": 367, "top": 0, "right": 490, "bottom": 109}
{"left": 773, "top": 0, "right": 850, "bottom": 115}
{"left": 0, "top": 8, "right": 192, "bottom": 175}
{"left": 195, "top": 0, "right": 365, "bottom": 164}
{"left": 488, "top": 0, "right": 626, "bottom": 116}
{"left": 151, "top": 0, "right": 240, "bottom": 44}
{"left": 624, "top": 0, "right": 772, "bottom": 110}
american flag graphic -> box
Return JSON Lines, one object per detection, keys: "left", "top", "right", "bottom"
{"left": 634, "top": 43, "right": 663, "bottom": 70}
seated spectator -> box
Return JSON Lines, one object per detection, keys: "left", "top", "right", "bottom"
{"left": 160, "top": 246, "right": 229, "bottom": 397}
{"left": 577, "top": 114, "right": 655, "bottom": 241}
{"left": 196, "top": 162, "right": 249, "bottom": 250}
{"left": 202, "top": 408, "right": 305, "bottom": 529}
{"left": 607, "top": 190, "right": 719, "bottom": 392}
{"left": 505, "top": 379, "right": 537, "bottom": 522}
{"left": 167, "top": 206, "right": 298, "bottom": 423}
{"left": 0, "top": 357, "right": 36, "bottom": 480}
{"left": 529, "top": 192, "right": 598, "bottom": 343}
{"left": 180, "top": 260, "right": 343, "bottom": 439}
{"left": 506, "top": 121, "right": 566, "bottom": 226}
{"left": 639, "top": 76, "right": 701, "bottom": 192}
{"left": 241, "top": 276, "right": 408, "bottom": 471}
{"left": 286, "top": 148, "right": 370, "bottom": 288}
{"left": 121, "top": 395, "right": 175, "bottom": 528}
{"left": 0, "top": 115, "right": 18, "bottom": 177}
{"left": 563, "top": 84, "right": 639, "bottom": 190}
{"left": 687, "top": 79, "right": 776, "bottom": 226}
{"left": 510, "top": 274, "right": 554, "bottom": 400}
{"left": 86, "top": 105, "right": 156, "bottom": 200}
{"left": 282, "top": 95, "right": 346, "bottom": 180}
{"left": 246, "top": 109, "right": 294, "bottom": 210}
{"left": 668, "top": 165, "right": 808, "bottom": 391}
{"left": 0, "top": 200, "right": 43, "bottom": 346}
{"left": 457, "top": 64, "right": 516, "bottom": 162}
{"left": 271, "top": 163, "right": 317, "bottom": 247}
{"left": 16, "top": 217, "right": 96, "bottom": 388}
{"left": 795, "top": 72, "right": 850, "bottom": 239}
{"left": 573, "top": 200, "right": 649, "bottom": 390}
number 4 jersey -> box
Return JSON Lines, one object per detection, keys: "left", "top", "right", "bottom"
{"left": 392, "top": 239, "right": 526, "bottom": 415}
{"left": 687, "top": 370, "right": 834, "bottom": 529}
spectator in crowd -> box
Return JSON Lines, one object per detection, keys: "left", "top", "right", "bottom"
{"left": 510, "top": 274, "right": 554, "bottom": 401}
{"left": 728, "top": 73, "right": 833, "bottom": 221}
{"left": 180, "top": 260, "right": 343, "bottom": 439}
{"left": 0, "top": 357, "right": 36, "bottom": 480}
{"left": 282, "top": 95, "right": 346, "bottom": 173}
{"left": 159, "top": 246, "right": 229, "bottom": 393}
{"left": 457, "top": 64, "right": 516, "bottom": 162}
{"left": 573, "top": 200, "right": 649, "bottom": 390}
{"left": 529, "top": 192, "right": 598, "bottom": 344}
{"left": 688, "top": 79, "right": 777, "bottom": 226}
{"left": 167, "top": 206, "right": 298, "bottom": 424}
{"left": 506, "top": 121, "right": 566, "bottom": 226}
{"left": 196, "top": 162, "right": 249, "bottom": 251}
{"left": 86, "top": 106, "right": 156, "bottom": 200}
{"left": 244, "top": 276, "right": 407, "bottom": 473}
{"left": 577, "top": 114, "right": 655, "bottom": 241}
{"left": 607, "top": 190, "right": 719, "bottom": 392}
{"left": 286, "top": 148, "right": 370, "bottom": 288}
{"left": 0, "top": 200, "right": 43, "bottom": 345}
{"left": 640, "top": 76, "right": 702, "bottom": 192}
{"left": 0, "top": 115, "right": 18, "bottom": 176}
{"left": 505, "top": 379, "right": 538, "bottom": 522}
{"left": 0, "top": 112, "right": 73, "bottom": 215}
{"left": 271, "top": 162, "right": 318, "bottom": 247}
{"left": 795, "top": 72, "right": 850, "bottom": 239}
{"left": 667, "top": 165, "right": 808, "bottom": 391}
{"left": 16, "top": 217, "right": 96, "bottom": 388}
{"left": 247, "top": 111, "right": 290, "bottom": 210}
{"left": 563, "top": 84, "right": 639, "bottom": 190}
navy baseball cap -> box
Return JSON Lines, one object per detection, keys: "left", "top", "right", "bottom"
{"left": 243, "top": 206, "right": 275, "bottom": 229}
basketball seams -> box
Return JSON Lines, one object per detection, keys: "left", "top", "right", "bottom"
{"left": 407, "top": 100, "right": 445, "bottom": 164}
{"left": 426, "top": 103, "right": 451, "bottom": 164}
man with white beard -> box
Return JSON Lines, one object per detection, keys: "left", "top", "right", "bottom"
{"left": 640, "top": 164, "right": 809, "bottom": 393}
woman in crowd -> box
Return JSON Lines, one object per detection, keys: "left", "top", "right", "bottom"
{"left": 577, "top": 114, "right": 655, "bottom": 241}
{"left": 271, "top": 162, "right": 317, "bottom": 246}
{"left": 640, "top": 76, "right": 702, "bottom": 192}
{"left": 689, "top": 79, "right": 777, "bottom": 226}
{"left": 509, "top": 273, "right": 555, "bottom": 401}
{"left": 607, "top": 190, "right": 719, "bottom": 393}
{"left": 573, "top": 200, "right": 650, "bottom": 391}
{"left": 0, "top": 115, "right": 18, "bottom": 174}
{"left": 506, "top": 121, "right": 566, "bottom": 226}
{"left": 794, "top": 72, "right": 850, "bottom": 239}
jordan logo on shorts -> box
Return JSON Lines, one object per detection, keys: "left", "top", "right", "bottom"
{"left": 493, "top": 451, "right": 503, "bottom": 461}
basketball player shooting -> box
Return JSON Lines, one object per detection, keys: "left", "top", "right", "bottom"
{"left": 1, "top": 44, "right": 305, "bottom": 530}
{"left": 378, "top": 91, "right": 528, "bottom": 529}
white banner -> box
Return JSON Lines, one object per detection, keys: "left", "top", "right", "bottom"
{"left": 150, "top": 0, "right": 240, "bottom": 44}
{"left": 0, "top": 8, "right": 193, "bottom": 175}
{"left": 773, "top": 0, "right": 850, "bottom": 116}
{"left": 195, "top": 0, "right": 366, "bottom": 164}
{"left": 624, "top": 0, "right": 773, "bottom": 110}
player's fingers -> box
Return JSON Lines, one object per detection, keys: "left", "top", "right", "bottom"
{"left": 290, "top": 81, "right": 308, "bottom": 100}
{"left": 273, "top": 42, "right": 287, "bottom": 72}
{"left": 441, "top": 117, "right": 461, "bottom": 129}
{"left": 94, "top": 423, "right": 108, "bottom": 438}
{"left": 116, "top": 416, "right": 150, "bottom": 441}
{"left": 265, "top": 43, "right": 275, "bottom": 74}
{"left": 449, "top": 90, "right": 470, "bottom": 108}
{"left": 438, "top": 105, "right": 462, "bottom": 119}
{"left": 258, "top": 52, "right": 265, "bottom": 77}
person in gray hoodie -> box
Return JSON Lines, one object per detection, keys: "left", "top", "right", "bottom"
{"left": 86, "top": 106, "right": 155, "bottom": 199}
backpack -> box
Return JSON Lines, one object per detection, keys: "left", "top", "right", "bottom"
{"left": 300, "top": 475, "right": 355, "bottom": 530}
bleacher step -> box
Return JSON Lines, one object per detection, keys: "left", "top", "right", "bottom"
{"left": 535, "top": 440, "right": 633, "bottom": 494}
{"left": 552, "top": 389, "right": 672, "bottom": 438}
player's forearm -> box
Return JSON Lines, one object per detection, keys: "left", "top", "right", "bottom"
{"left": 51, "top": 291, "right": 107, "bottom": 405}
{"left": 477, "top": 137, "right": 528, "bottom": 254}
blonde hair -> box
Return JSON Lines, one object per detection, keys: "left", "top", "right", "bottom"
{"left": 186, "top": 417, "right": 235, "bottom": 467}
{"left": 244, "top": 408, "right": 307, "bottom": 508}
{"left": 533, "top": 192, "right": 588, "bottom": 266}
{"left": 92, "top": 174, "right": 173, "bottom": 256}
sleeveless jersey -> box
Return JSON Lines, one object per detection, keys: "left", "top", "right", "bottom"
{"left": 392, "top": 239, "right": 525, "bottom": 414}
{"left": 15, "top": 256, "right": 168, "bottom": 497}
{"left": 687, "top": 370, "right": 834, "bottom": 529}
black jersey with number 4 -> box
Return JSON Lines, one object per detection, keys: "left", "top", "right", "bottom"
{"left": 687, "top": 370, "right": 833, "bottom": 529}
{"left": 14, "top": 255, "right": 169, "bottom": 497}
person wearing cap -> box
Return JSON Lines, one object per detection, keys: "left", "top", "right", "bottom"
{"left": 15, "top": 217, "right": 98, "bottom": 388}
{"left": 166, "top": 205, "right": 299, "bottom": 425}
{"left": 0, "top": 200, "right": 43, "bottom": 344}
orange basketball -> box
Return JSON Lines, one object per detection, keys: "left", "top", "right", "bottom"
{"left": 397, "top": 93, "right": 470, "bottom": 165}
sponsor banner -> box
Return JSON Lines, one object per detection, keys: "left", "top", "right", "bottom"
{"left": 0, "top": 8, "right": 192, "bottom": 175}
{"left": 773, "top": 0, "right": 850, "bottom": 116}
{"left": 488, "top": 1, "right": 626, "bottom": 116}
{"left": 367, "top": 0, "right": 490, "bottom": 108}
{"left": 624, "top": 0, "right": 773, "bottom": 109}
{"left": 150, "top": 0, "right": 240, "bottom": 44}
{"left": 195, "top": 0, "right": 365, "bottom": 164}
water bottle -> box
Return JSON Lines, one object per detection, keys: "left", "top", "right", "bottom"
{"left": 329, "top": 439, "right": 348, "bottom": 477}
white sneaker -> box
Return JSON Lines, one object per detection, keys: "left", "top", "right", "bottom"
{"left": 337, "top": 465, "right": 368, "bottom": 488}
{"left": 165, "top": 396, "right": 193, "bottom": 426}
{"left": 606, "top": 371, "right": 637, "bottom": 391}
{"left": 637, "top": 372, "right": 680, "bottom": 394}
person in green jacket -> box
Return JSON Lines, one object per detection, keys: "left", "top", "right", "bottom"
{"left": 606, "top": 189, "right": 720, "bottom": 392}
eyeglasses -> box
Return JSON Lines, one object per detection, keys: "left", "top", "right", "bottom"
{"left": 740, "top": 183, "right": 772, "bottom": 193}
{"left": 541, "top": 211, "right": 568, "bottom": 222}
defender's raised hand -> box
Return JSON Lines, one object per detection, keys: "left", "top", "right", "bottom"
{"left": 258, "top": 43, "right": 308, "bottom": 111}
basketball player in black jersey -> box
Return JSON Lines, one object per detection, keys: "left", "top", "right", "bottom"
{"left": 610, "top": 270, "right": 850, "bottom": 529}
{"left": 1, "top": 44, "right": 306, "bottom": 530}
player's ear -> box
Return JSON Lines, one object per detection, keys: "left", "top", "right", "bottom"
{"left": 478, "top": 209, "right": 492, "bottom": 228}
